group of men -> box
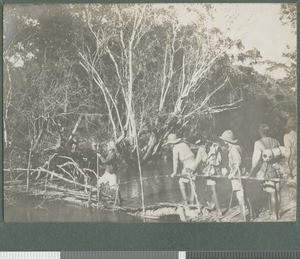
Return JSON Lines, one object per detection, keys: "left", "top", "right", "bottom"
{"left": 92, "top": 118, "right": 296, "bottom": 219}
{"left": 166, "top": 118, "right": 296, "bottom": 220}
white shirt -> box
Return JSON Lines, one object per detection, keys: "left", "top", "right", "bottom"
{"left": 98, "top": 171, "right": 117, "bottom": 189}
{"left": 284, "top": 130, "right": 296, "bottom": 159}
{"left": 173, "top": 142, "right": 196, "bottom": 173}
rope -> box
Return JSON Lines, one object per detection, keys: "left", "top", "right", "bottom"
{"left": 115, "top": 173, "right": 296, "bottom": 188}
{"left": 5, "top": 167, "right": 296, "bottom": 199}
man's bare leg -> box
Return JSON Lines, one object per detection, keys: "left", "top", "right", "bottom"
{"left": 211, "top": 185, "right": 222, "bottom": 215}
{"left": 276, "top": 190, "right": 281, "bottom": 218}
{"left": 270, "top": 192, "right": 277, "bottom": 219}
{"left": 189, "top": 180, "right": 196, "bottom": 204}
{"left": 179, "top": 178, "right": 188, "bottom": 205}
{"left": 237, "top": 190, "right": 246, "bottom": 221}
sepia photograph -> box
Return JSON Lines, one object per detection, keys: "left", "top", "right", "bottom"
{"left": 3, "top": 3, "right": 296, "bottom": 223}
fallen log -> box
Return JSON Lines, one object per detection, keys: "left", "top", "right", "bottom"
{"left": 36, "top": 168, "right": 96, "bottom": 191}
{"left": 111, "top": 203, "right": 193, "bottom": 221}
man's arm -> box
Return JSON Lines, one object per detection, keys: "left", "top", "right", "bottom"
{"left": 250, "top": 142, "right": 262, "bottom": 174}
{"left": 229, "top": 164, "right": 241, "bottom": 178}
{"left": 229, "top": 148, "right": 241, "bottom": 178}
{"left": 194, "top": 146, "right": 207, "bottom": 168}
{"left": 284, "top": 134, "right": 291, "bottom": 160}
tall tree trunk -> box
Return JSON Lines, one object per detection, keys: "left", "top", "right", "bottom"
{"left": 26, "top": 143, "right": 33, "bottom": 192}
{"left": 4, "top": 65, "right": 13, "bottom": 147}
{"left": 66, "top": 114, "right": 84, "bottom": 146}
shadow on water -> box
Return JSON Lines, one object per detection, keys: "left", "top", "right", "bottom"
{"left": 121, "top": 161, "right": 267, "bottom": 211}
{"left": 5, "top": 161, "right": 269, "bottom": 222}
{"left": 5, "top": 194, "right": 142, "bottom": 222}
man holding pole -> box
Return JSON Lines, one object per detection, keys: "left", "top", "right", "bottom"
{"left": 250, "top": 124, "right": 282, "bottom": 220}
{"left": 166, "top": 134, "right": 199, "bottom": 206}
{"left": 284, "top": 118, "right": 297, "bottom": 179}
{"left": 219, "top": 130, "right": 247, "bottom": 221}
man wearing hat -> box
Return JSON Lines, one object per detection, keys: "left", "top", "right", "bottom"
{"left": 166, "top": 134, "right": 197, "bottom": 205}
{"left": 219, "top": 130, "right": 247, "bottom": 220}
{"left": 284, "top": 117, "right": 296, "bottom": 179}
{"left": 250, "top": 124, "right": 281, "bottom": 220}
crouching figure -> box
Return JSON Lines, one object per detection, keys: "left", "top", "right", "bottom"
{"left": 97, "top": 140, "right": 122, "bottom": 206}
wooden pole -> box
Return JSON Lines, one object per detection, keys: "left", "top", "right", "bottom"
{"left": 9, "top": 151, "right": 14, "bottom": 189}
{"left": 135, "top": 133, "right": 146, "bottom": 216}
{"left": 26, "top": 146, "right": 32, "bottom": 192}
{"left": 114, "top": 179, "right": 120, "bottom": 206}
{"left": 44, "top": 172, "right": 48, "bottom": 193}
{"left": 188, "top": 175, "right": 201, "bottom": 212}
{"left": 237, "top": 171, "right": 247, "bottom": 222}
{"left": 96, "top": 153, "right": 100, "bottom": 205}
{"left": 228, "top": 190, "right": 234, "bottom": 211}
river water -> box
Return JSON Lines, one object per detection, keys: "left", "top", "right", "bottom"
{"left": 4, "top": 160, "right": 269, "bottom": 222}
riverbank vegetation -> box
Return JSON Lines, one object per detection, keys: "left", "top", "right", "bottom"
{"left": 4, "top": 4, "right": 296, "bottom": 178}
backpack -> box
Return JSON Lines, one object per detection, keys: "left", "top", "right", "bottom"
{"left": 257, "top": 139, "right": 284, "bottom": 179}
{"left": 203, "top": 143, "right": 222, "bottom": 176}
{"left": 262, "top": 146, "right": 285, "bottom": 164}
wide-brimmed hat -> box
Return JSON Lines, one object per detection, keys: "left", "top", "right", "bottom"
{"left": 219, "top": 130, "right": 238, "bottom": 144}
{"left": 286, "top": 118, "right": 296, "bottom": 128}
{"left": 164, "top": 134, "right": 181, "bottom": 145}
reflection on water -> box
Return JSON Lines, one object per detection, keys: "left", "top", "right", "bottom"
{"left": 5, "top": 194, "right": 142, "bottom": 222}
{"left": 5, "top": 161, "right": 267, "bottom": 222}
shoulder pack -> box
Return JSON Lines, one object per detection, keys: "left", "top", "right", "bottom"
{"left": 260, "top": 139, "right": 285, "bottom": 163}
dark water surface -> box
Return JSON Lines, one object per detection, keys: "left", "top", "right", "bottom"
{"left": 4, "top": 161, "right": 267, "bottom": 222}
{"left": 5, "top": 194, "right": 142, "bottom": 222}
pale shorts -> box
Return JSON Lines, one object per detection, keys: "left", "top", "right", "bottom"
{"left": 98, "top": 171, "right": 117, "bottom": 190}
{"left": 180, "top": 168, "right": 196, "bottom": 183}
{"left": 206, "top": 178, "right": 216, "bottom": 186}
{"left": 231, "top": 179, "right": 243, "bottom": 191}
{"left": 263, "top": 181, "right": 279, "bottom": 193}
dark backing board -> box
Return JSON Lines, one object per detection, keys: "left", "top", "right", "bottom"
{"left": 0, "top": 0, "right": 299, "bottom": 252}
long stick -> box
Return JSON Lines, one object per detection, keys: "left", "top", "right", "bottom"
{"left": 188, "top": 175, "right": 201, "bottom": 211}
{"left": 44, "top": 173, "right": 48, "bottom": 193}
{"left": 114, "top": 180, "right": 120, "bottom": 206}
{"left": 237, "top": 171, "right": 247, "bottom": 222}
{"left": 228, "top": 190, "right": 234, "bottom": 211}
{"left": 189, "top": 174, "right": 292, "bottom": 183}
{"left": 26, "top": 146, "right": 33, "bottom": 192}
{"left": 96, "top": 154, "right": 100, "bottom": 205}
{"left": 9, "top": 151, "right": 14, "bottom": 189}
{"left": 135, "top": 133, "right": 145, "bottom": 216}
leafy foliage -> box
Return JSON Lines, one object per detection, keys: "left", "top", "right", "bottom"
{"left": 3, "top": 4, "right": 296, "bottom": 168}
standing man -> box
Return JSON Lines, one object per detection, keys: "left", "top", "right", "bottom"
{"left": 219, "top": 130, "right": 247, "bottom": 220}
{"left": 284, "top": 118, "right": 297, "bottom": 179}
{"left": 200, "top": 141, "right": 223, "bottom": 216}
{"left": 250, "top": 124, "right": 281, "bottom": 220}
{"left": 166, "top": 134, "right": 197, "bottom": 205}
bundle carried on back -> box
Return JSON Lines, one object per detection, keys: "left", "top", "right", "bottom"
{"left": 258, "top": 138, "right": 286, "bottom": 180}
